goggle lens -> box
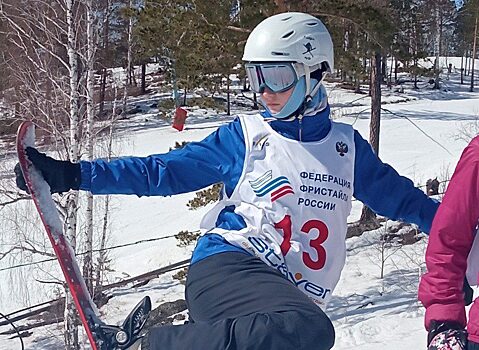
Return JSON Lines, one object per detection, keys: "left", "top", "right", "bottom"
{"left": 245, "top": 63, "right": 297, "bottom": 93}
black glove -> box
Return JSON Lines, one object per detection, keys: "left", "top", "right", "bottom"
{"left": 427, "top": 320, "right": 467, "bottom": 349}
{"left": 14, "top": 147, "right": 81, "bottom": 194}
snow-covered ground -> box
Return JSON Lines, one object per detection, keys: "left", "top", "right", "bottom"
{"left": 1, "top": 62, "right": 479, "bottom": 349}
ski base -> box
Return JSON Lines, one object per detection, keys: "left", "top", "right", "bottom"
{"left": 16, "top": 121, "right": 151, "bottom": 349}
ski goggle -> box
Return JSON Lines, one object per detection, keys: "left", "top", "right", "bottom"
{"left": 245, "top": 62, "right": 302, "bottom": 93}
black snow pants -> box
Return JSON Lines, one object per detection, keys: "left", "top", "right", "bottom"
{"left": 147, "top": 251, "right": 335, "bottom": 350}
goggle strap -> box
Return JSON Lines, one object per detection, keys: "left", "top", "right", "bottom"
{"left": 257, "top": 66, "right": 265, "bottom": 87}
{"left": 309, "top": 80, "right": 322, "bottom": 99}
{"left": 304, "top": 65, "right": 311, "bottom": 97}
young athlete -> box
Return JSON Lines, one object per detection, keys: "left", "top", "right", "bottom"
{"left": 419, "top": 136, "right": 479, "bottom": 350}
{"left": 16, "top": 12, "right": 439, "bottom": 350}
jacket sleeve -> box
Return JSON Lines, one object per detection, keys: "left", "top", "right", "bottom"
{"left": 79, "top": 119, "right": 245, "bottom": 196}
{"left": 418, "top": 136, "right": 479, "bottom": 330}
{"left": 353, "top": 130, "right": 439, "bottom": 233}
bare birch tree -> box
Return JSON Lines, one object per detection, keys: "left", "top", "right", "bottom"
{"left": 64, "top": 0, "right": 82, "bottom": 347}
{"left": 0, "top": 0, "right": 98, "bottom": 347}
{"left": 82, "top": 0, "right": 96, "bottom": 297}
{"left": 123, "top": 0, "right": 134, "bottom": 115}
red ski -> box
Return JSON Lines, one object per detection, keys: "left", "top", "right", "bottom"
{"left": 16, "top": 121, "right": 151, "bottom": 350}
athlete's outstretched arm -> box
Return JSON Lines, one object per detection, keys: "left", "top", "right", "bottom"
{"left": 79, "top": 119, "right": 246, "bottom": 197}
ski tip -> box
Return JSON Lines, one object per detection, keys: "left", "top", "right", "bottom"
{"left": 17, "top": 120, "right": 35, "bottom": 138}
{"left": 16, "top": 121, "right": 36, "bottom": 153}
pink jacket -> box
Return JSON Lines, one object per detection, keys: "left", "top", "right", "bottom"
{"left": 418, "top": 135, "right": 479, "bottom": 343}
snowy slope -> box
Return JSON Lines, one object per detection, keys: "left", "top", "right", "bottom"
{"left": 1, "top": 68, "right": 479, "bottom": 349}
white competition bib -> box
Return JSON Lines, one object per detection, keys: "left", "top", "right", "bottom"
{"left": 201, "top": 114, "right": 355, "bottom": 308}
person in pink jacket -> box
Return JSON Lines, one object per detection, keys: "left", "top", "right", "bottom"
{"left": 419, "top": 135, "right": 479, "bottom": 350}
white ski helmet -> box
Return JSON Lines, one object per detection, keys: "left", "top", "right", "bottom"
{"left": 243, "top": 12, "right": 333, "bottom": 72}
{"left": 243, "top": 12, "right": 334, "bottom": 118}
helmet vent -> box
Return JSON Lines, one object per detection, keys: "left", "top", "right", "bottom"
{"left": 271, "top": 51, "right": 290, "bottom": 56}
{"left": 281, "top": 30, "right": 295, "bottom": 39}
{"left": 281, "top": 16, "right": 293, "bottom": 21}
{"left": 307, "top": 22, "right": 318, "bottom": 26}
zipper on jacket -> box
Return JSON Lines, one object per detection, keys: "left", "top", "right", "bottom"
{"left": 298, "top": 114, "right": 304, "bottom": 142}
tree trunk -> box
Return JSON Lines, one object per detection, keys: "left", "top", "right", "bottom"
{"left": 226, "top": 73, "right": 230, "bottom": 116}
{"left": 470, "top": 48, "right": 474, "bottom": 76}
{"left": 65, "top": 0, "right": 80, "bottom": 347}
{"left": 414, "top": 58, "right": 419, "bottom": 89}
{"left": 466, "top": 49, "right": 470, "bottom": 76}
{"left": 381, "top": 54, "right": 387, "bottom": 82}
{"left": 171, "top": 60, "right": 179, "bottom": 108}
{"left": 141, "top": 63, "right": 146, "bottom": 94}
{"left": 394, "top": 60, "right": 398, "bottom": 83}
{"left": 354, "top": 79, "right": 361, "bottom": 94}
{"left": 123, "top": 0, "right": 133, "bottom": 114}
{"left": 127, "top": 12, "right": 133, "bottom": 86}
{"left": 64, "top": 291, "right": 79, "bottom": 349}
{"left": 470, "top": 15, "right": 478, "bottom": 93}
{"left": 369, "top": 53, "right": 381, "bottom": 159}
{"left": 83, "top": 0, "right": 95, "bottom": 296}
{"left": 99, "top": 0, "right": 111, "bottom": 117}
{"left": 99, "top": 68, "right": 107, "bottom": 117}
{"left": 433, "top": 5, "right": 441, "bottom": 90}
{"left": 388, "top": 55, "right": 394, "bottom": 87}
{"left": 359, "top": 52, "right": 382, "bottom": 228}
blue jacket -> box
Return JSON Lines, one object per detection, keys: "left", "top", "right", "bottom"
{"left": 80, "top": 106, "right": 438, "bottom": 264}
